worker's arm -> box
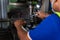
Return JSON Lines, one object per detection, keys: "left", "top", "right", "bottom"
{"left": 14, "top": 19, "right": 31, "bottom": 40}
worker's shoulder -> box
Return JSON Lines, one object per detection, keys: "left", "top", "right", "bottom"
{"left": 45, "top": 14, "right": 60, "bottom": 25}
{"left": 45, "top": 14, "right": 60, "bottom": 21}
{"left": 40, "top": 14, "right": 60, "bottom": 26}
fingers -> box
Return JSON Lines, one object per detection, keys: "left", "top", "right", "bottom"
{"left": 36, "top": 11, "right": 42, "bottom": 16}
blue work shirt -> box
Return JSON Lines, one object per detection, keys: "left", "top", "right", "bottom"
{"left": 29, "top": 14, "right": 60, "bottom": 40}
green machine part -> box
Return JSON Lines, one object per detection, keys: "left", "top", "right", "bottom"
{"left": 9, "top": 0, "right": 17, "bottom": 3}
{"left": 8, "top": 0, "right": 17, "bottom": 11}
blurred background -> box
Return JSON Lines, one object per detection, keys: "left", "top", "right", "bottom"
{"left": 0, "top": 0, "right": 51, "bottom": 40}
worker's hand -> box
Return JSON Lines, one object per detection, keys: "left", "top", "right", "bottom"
{"left": 14, "top": 19, "right": 26, "bottom": 28}
{"left": 36, "top": 11, "right": 46, "bottom": 19}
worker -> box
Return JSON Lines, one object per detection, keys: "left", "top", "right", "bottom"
{"left": 14, "top": 0, "right": 60, "bottom": 40}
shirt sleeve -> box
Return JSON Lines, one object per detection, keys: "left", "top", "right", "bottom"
{"left": 27, "top": 25, "right": 54, "bottom": 40}
{"left": 27, "top": 32, "right": 32, "bottom": 40}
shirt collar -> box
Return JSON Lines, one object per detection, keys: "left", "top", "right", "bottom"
{"left": 55, "top": 12, "right": 60, "bottom": 17}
